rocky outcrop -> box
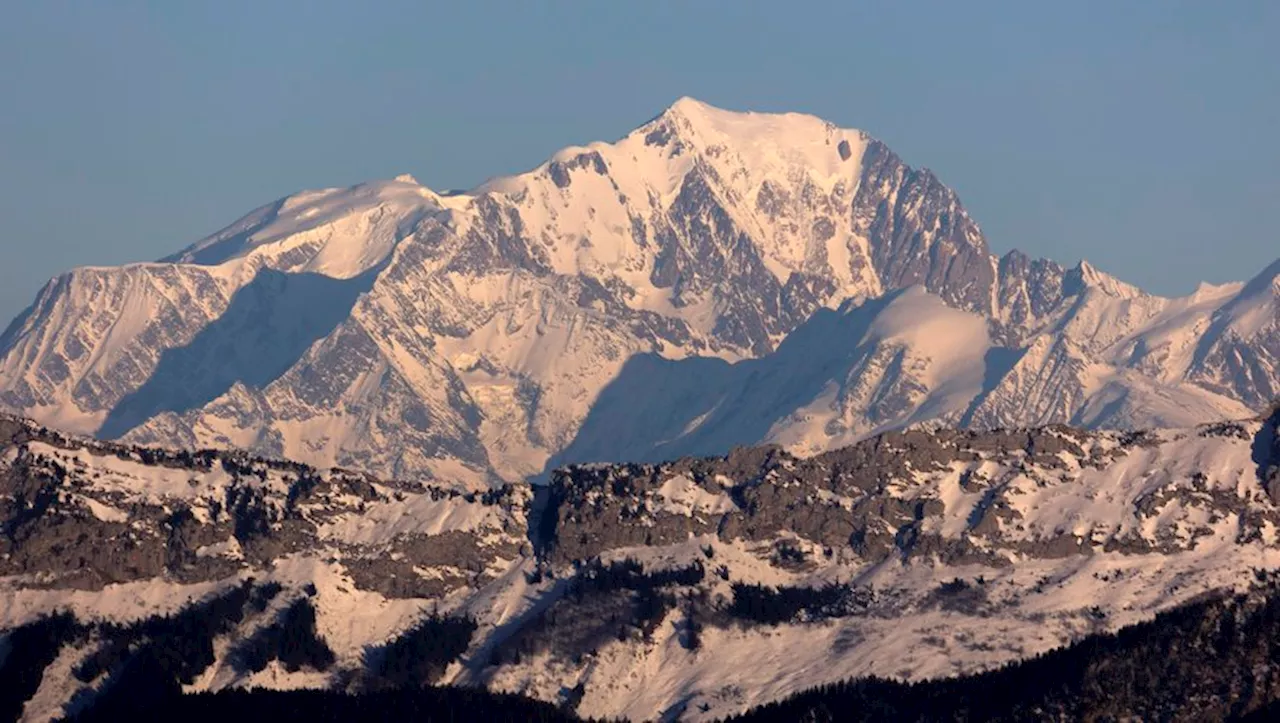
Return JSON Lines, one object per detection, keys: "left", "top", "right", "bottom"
{"left": 5, "top": 414, "right": 1280, "bottom": 721}
{"left": 0, "top": 415, "right": 527, "bottom": 594}
{"left": 1258, "top": 403, "right": 1280, "bottom": 505}
{"left": 544, "top": 422, "right": 1276, "bottom": 567}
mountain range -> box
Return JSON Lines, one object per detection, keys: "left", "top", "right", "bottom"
{"left": 1, "top": 98, "right": 1274, "bottom": 488}
{"left": 3, "top": 410, "right": 1280, "bottom": 720}
{"left": 1, "top": 99, "right": 1278, "bottom": 721}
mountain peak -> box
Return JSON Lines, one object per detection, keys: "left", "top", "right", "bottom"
{"left": 472, "top": 97, "right": 871, "bottom": 202}
{"left": 1245, "top": 257, "right": 1280, "bottom": 295}
{"left": 663, "top": 95, "right": 715, "bottom": 117}
{"left": 158, "top": 178, "right": 439, "bottom": 276}
{"left": 1065, "top": 259, "right": 1145, "bottom": 299}
{"left": 1, "top": 98, "right": 1272, "bottom": 491}
{"left": 645, "top": 95, "right": 722, "bottom": 130}
{"left": 652, "top": 96, "right": 858, "bottom": 147}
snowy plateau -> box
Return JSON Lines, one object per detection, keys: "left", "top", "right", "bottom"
{"left": 0, "top": 98, "right": 1278, "bottom": 721}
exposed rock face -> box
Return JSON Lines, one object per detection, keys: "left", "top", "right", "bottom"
{"left": 0, "top": 415, "right": 527, "bottom": 594}
{"left": 545, "top": 421, "right": 1280, "bottom": 567}
{"left": 1258, "top": 403, "right": 1280, "bottom": 505}
{"left": 500, "top": 414, "right": 1280, "bottom": 720}
{"left": 854, "top": 140, "right": 995, "bottom": 316}
{"left": 9, "top": 413, "right": 1280, "bottom": 721}
{"left": 0, "top": 99, "right": 1273, "bottom": 485}
{"left": 1188, "top": 260, "right": 1280, "bottom": 410}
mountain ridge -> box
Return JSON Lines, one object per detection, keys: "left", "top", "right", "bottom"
{"left": 4, "top": 410, "right": 1280, "bottom": 719}
{"left": 0, "top": 97, "right": 1274, "bottom": 486}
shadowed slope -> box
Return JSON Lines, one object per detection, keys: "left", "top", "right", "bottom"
{"left": 99, "top": 266, "right": 379, "bottom": 439}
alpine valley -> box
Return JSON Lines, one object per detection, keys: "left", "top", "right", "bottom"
{"left": 1, "top": 99, "right": 1278, "bottom": 721}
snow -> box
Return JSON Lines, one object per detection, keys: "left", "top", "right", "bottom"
{"left": 0, "top": 95, "right": 1272, "bottom": 495}
{"left": 0, "top": 96, "right": 1271, "bottom": 722}
{"left": 1211, "top": 257, "right": 1279, "bottom": 339}
{"left": 196, "top": 538, "right": 244, "bottom": 560}
{"left": 268, "top": 556, "right": 433, "bottom": 659}
{"left": 495, "top": 527, "right": 1280, "bottom": 722}
{"left": 1104, "top": 281, "right": 1242, "bottom": 380}
{"left": 468, "top": 95, "right": 873, "bottom": 304}
{"left": 23, "top": 441, "right": 231, "bottom": 503}
{"left": 316, "top": 489, "right": 506, "bottom": 545}
{"left": 73, "top": 494, "right": 129, "bottom": 523}
{"left": 1072, "top": 259, "right": 1146, "bottom": 300}
{"left": 166, "top": 178, "right": 443, "bottom": 280}
{"left": 863, "top": 287, "right": 989, "bottom": 395}
{"left": 666, "top": 96, "right": 868, "bottom": 191}
{"left": 471, "top": 421, "right": 1280, "bottom": 720}
{"left": 8, "top": 405, "right": 105, "bottom": 439}
{"left": 4, "top": 411, "right": 1280, "bottom": 720}
{"left": 0, "top": 576, "right": 240, "bottom": 630}
{"left": 654, "top": 475, "right": 738, "bottom": 516}
{"left": 764, "top": 289, "right": 991, "bottom": 454}
{"left": 20, "top": 641, "right": 94, "bottom": 722}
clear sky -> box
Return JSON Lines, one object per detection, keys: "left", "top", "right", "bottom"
{"left": 1, "top": 1, "right": 1277, "bottom": 323}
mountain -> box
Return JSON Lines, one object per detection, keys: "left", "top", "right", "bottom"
{"left": 0, "top": 98, "right": 1274, "bottom": 486}
{"left": 4, "top": 410, "right": 1280, "bottom": 720}
{"left": 724, "top": 576, "right": 1280, "bottom": 722}
{"left": 26, "top": 578, "right": 1280, "bottom": 722}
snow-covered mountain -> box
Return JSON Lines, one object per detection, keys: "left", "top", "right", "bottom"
{"left": 0, "top": 98, "right": 1274, "bottom": 485}
{"left": 5, "top": 410, "right": 1280, "bottom": 720}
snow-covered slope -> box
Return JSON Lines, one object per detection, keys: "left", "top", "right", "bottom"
{"left": 553, "top": 287, "right": 993, "bottom": 467}
{"left": 5, "top": 411, "right": 1280, "bottom": 720}
{"left": 0, "top": 98, "right": 1274, "bottom": 484}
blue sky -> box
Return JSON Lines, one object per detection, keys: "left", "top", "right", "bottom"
{"left": 1, "top": 1, "right": 1276, "bottom": 322}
